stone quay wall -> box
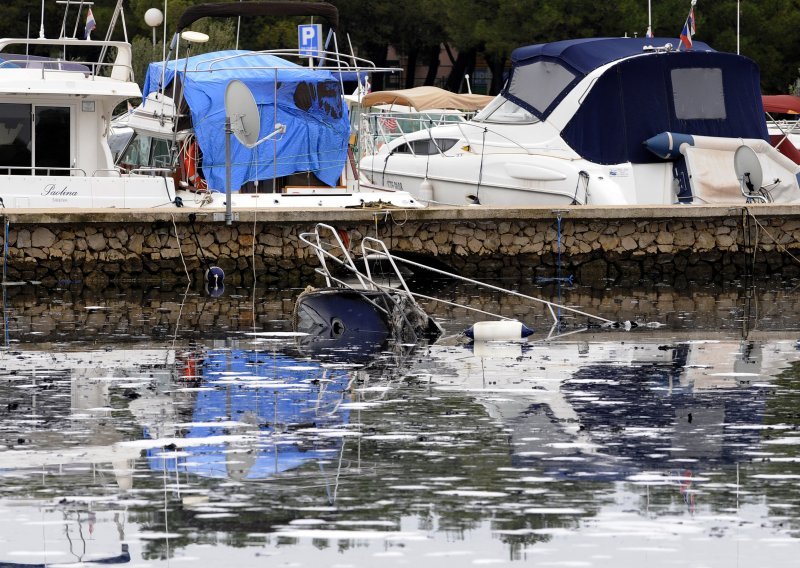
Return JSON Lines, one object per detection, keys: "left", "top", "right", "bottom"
{"left": 0, "top": 204, "right": 799, "bottom": 288}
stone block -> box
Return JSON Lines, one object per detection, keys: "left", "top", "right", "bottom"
{"left": 673, "top": 228, "right": 695, "bottom": 247}
{"left": 618, "top": 223, "right": 636, "bottom": 237}
{"left": 87, "top": 233, "right": 106, "bottom": 252}
{"left": 598, "top": 235, "right": 620, "bottom": 250}
{"left": 656, "top": 231, "right": 674, "bottom": 245}
{"left": 16, "top": 229, "right": 31, "bottom": 248}
{"left": 695, "top": 231, "right": 715, "bottom": 250}
{"left": 621, "top": 236, "right": 637, "bottom": 251}
{"left": 716, "top": 234, "right": 735, "bottom": 247}
{"left": 31, "top": 227, "right": 56, "bottom": 248}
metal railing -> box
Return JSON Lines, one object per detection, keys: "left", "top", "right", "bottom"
{"left": 358, "top": 111, "right": 469, "bottom": 158}
{"left": 0, "top": 166, "right": 86, "bottom": 176}
{"left": 0, "top": 38, "right": 134, "bottom": 82}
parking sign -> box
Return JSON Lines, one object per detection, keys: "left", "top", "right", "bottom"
{"left": 298, "top": 24, "right": 322, "bottom": 58}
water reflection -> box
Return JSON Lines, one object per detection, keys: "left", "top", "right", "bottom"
{"left": 146, "top": 349, "right": 352, "bottom": 482}
{"left": 0, "top": 282, "right": 799, "bottom": 566}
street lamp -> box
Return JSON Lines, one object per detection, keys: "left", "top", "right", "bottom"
{"left": 144, "top": 7, "right": 163, "bottom": 48}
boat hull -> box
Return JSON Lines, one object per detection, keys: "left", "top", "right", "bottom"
{"left": 293, "top": 287, "right": 441, "bottom": 361}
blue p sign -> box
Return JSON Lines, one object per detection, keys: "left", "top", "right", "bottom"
{"left": 298, "top": 24, "right": 322, "bottom": 58}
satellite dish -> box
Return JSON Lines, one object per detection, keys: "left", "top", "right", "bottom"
{"left": 224, "top": 79, "right": 261, "bottom": 147}
{"left": 734, "top": 145, "right": 763, "bottom": 193}
{"left": 180, "top": 30, "right": 209, "bottom": 44}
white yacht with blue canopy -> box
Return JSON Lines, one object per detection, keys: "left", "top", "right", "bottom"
{"left": 359, "top": 37, "right": 800, "bottom": 205}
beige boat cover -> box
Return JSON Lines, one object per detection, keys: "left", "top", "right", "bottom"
{"left": 361, "top": 86, "right": 493, "bottom": 111}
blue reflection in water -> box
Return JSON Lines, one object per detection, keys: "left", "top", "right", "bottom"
{"left": 147, "top": 349, "right": 351, "bottom": 480}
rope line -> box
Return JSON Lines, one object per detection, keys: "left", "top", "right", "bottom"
{"left": 170, "top": 214, "right": 191, "bottom": 285}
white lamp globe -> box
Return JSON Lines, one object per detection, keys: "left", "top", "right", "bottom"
{"left": 144, "top": 8, "right": 164, "bottom": 28}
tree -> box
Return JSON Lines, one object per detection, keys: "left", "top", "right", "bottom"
{"left": 1, "top": 0, "right": 799, "bottom": 96}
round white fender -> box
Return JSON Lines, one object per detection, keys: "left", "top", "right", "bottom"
{"left": 463, "top": 320, "right": 534, "bottom": 341}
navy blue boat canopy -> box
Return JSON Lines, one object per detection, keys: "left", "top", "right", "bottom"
{"left": 504, "top": 37, "right": 714, "bottom": 121}
{"left": 503, "top": 38, "right": 768, "bottom": 165}
{"left": 510, "top": 37, "right": 714, "bottom": 76}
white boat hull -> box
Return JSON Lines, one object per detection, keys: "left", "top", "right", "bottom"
{"left": 0, "top": 174, "right": 179, "bottom": 208}
{"left": 0, "top": 175, "right": 423, "bottom": 209}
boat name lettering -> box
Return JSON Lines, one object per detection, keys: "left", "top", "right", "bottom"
{"left": 386, "top": 180, "right": 404, "bottom": 190}
{"left": 42, "top": 184, "right": 78, "bottom": 197}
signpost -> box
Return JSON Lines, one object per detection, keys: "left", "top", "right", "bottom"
{"left": 298, "top": 23, "right": 322, "bottom": 60}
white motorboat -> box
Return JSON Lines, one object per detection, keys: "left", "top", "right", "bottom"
{"left": 359, "top": 38, "right": 800, "bottom": 206}
{"left": 0, "top": 1, "right": 419, "bottom": 210}
{"left": 0, "top": 13, "right": 180, "bottom": 208}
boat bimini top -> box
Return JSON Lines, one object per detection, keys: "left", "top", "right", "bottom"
{"left": 503, "top": 37, "right": 769, "bottom": 166}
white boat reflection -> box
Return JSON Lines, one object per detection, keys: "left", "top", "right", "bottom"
{"left": 417, "top": 333, "right": 800, "bottom": 477}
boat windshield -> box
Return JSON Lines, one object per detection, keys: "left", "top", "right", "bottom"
{"left": 116, "top": 133, "right": 172, "bottom": 171}
{"left": 472, "top": 95, "right": 538, "bottom": 124}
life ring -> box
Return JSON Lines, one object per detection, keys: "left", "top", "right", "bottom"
{"left": 182, "top": 139, "right": 208, "bottom": 191}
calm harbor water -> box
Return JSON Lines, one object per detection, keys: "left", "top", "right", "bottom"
{"left": 1, "top": 278, "right": 800, "bottom": 566}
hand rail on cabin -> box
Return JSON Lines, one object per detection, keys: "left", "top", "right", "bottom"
{"left": 0, "top": 166, "right": 87, "bottom": 176}
{"left": 128, "top": 167, "right": 173, "bottom": 177}
{"left": 0, "top": 38, "right": 134, "bottom": 82}
{"left": 92, "top": 168, "right": 123, "bottom": 177}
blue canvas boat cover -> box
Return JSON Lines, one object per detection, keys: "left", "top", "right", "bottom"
{"left": 510, "top": 37, "right": 714, "bottom": 76}
{"left": 504, "top": 38, "right": 769, "bottom": 165}
{"left": 143, "top": 50, "right": 349, "bottom": 189}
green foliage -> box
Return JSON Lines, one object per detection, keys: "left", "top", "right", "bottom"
{"left": 131, "top": 19, "right": 236, "bottom": 89}
{"left": 0, "top": 0, "right": 797, "bottom": 94}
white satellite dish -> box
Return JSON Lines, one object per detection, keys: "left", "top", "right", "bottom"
{"left": 734, "top": 145, "right": 763, "bottom": 194}
{"left": 224, "top": 79, "right": 261, "bottom": 147}
{"left": 180, "top": 30, "right": 210, "bottom": 44}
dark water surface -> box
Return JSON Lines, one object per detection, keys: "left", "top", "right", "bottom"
{"left": 1, "top": 279, "right": 800, "bottom": 567}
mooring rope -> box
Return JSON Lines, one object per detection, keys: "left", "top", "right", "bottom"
{"left": 170, "top": 214, "right": 191, "bottom": 285}
{"left": 2, "top": 217, "right": 8, "bottom": 285}
{"left": 744, "top": 206, "right": 800, "bottom": 268}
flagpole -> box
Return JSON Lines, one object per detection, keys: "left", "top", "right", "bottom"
{"left": 737, "top": 0, "right": 740, "bottom": 54}
{"left": 648, "top": 0, "right": 652, "bottom": 31}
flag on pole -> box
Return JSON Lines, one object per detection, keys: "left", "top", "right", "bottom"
{"left": 679, "top": 3, "right": 696, "bottom": 50}
{"left": 84, "top": 8, "right": 96, "bottom": 40}
{"left": 645, "top": 26, "right": 653, "bottom": 39}
{"left": 379, "top": 116, "right": 399, "bottom": 132}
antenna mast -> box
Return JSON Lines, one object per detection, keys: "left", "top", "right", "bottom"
{"left": 39, "top": 0, "right": 45, "bottom": 38}
{"left": 96, "top": 0, "right": 126, "bottom": 73}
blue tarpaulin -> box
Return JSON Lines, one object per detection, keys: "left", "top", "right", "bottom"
{"left": 143, "top": 50, "right": 349, "bottom": 189}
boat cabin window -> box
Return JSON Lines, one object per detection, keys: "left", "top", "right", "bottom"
{"left": 117, "top": 133, "right": 172, "bottom": 170}
{"left": 506, "top": 60, "right": 576, "bottom": 116}
{"left": 35, "top": 106, "right": 70, "bottom": 175}
{"left": 671, "top": 68, "right": 726, "bottom": 120}
{"left": 0, "top": 103, "right": 70, "bottom": 175}
{"left": 473, "top": 96, "right": 538, "bottom": 124}
{"left": 392, "top": 138, "right": 459, "bottom": 155}
{"left": 0, "top": 104, "right": 31, "bottom": 173}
